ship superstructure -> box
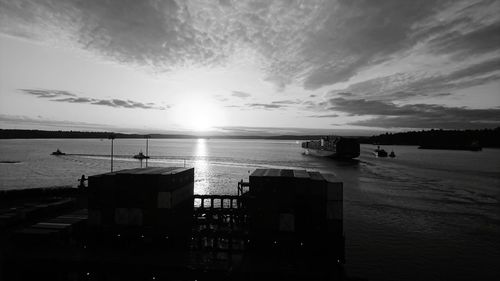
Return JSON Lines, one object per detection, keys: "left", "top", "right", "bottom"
{"left": 302, "top": 136, "right": 360, "bottom": 159}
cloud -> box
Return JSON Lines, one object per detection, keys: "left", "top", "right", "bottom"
{"left": 89, "top": 98, "right": 166, "bottom": 109}
{"left": 55, "top": 97, "right": 93, "bottom": 103}
{"left": 231, "top": 91, "right": 251, "bottom": 98}
{"left": 228, "top": 99, "right": 303, "bottom": 110}
{"left": 0, "top": 114, "right": 113, "bottom": 131}
{"left": 426, "top": 19, "right": 500, "bottom": 59}
{"left": 247, "top": 103, "right": 285, "bottom": 109}
{"left": 328, "top": 98, "right": 423, "bottom": 116}
{"left": 330, "top": 58, "right": 500, "bottom": 100}
{"left": 216, "top": 125, "right": 371, "bottom": 136}
{"left": 271, "top": 99, "right": 302, "bottom": 105}
{"left": 327, "top": 97, "right": 500, "bottom": 129}
{"left": 214, "top": 95, "right": 228, "bottom": 102}
{"left": 302, "top": 100, "right": 328, "bottom": 111}
{"left": 350, "top": 115, "right": 500, "bottom": 130}
{"left": 309, "top": 114, "right": 339, "bottom": 118}
{"left": 20, "top": 89, "right": 76, "bottom": 98}
{"left": 20, "top": 89, "right": 167, "bottom": 110}
{"left": 336, "top": 92, "right": 353, "bottom": 97}
{"left": 3, "top": 0, "right": 499, "bottom": 91}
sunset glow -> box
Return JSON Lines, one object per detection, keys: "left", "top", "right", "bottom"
{"left": 175, "top": 100, "right": 225, "bottom": 132}
{"left": 0, "top": 0, "right": 499, "bottom": 135}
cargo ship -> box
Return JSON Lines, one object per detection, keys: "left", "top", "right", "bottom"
{"left": 302, "top": 136, "right": 360, "bottom": 159}
{"left": 1, "top": 167, "right": 346, "bottom": 280}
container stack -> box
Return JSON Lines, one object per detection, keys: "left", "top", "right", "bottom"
{"left": 13, "top": 209, "right": 88, "bottom": 247}
{"left": 87, "top": 167, "right": 194, "bottom": 243}
{"left": 247, "top": 169, "right": 343, "bottom": 253}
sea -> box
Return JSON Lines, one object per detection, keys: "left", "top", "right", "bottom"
{"left": 1, "top": 138, "right": 499, "bottom": 281}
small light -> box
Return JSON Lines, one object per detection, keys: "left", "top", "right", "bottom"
{"left": 152, "top": 276, "right": 156, "bottom": 280}
{"left": 86, "top": 272, "right": 90, "bottom": 276}
{"left": 165, "top": 235, "right": 169, "bottom": 239}
{"left": 300, "top": 242, "right": 303, "bottom": 246}
{"left": 273, "top": 241, "right": 277, "bottom": 244}
{"left": 337, "top": 259, "right": 341, "bottom": 263}
{"left": 141, "top": 234, "right": 145, "bottom": 238}
{"left": 83, "top": 245, "right": 87, "bottom": 249}
{"left": 117, "top": 234, "right": 121, "bottom": 237}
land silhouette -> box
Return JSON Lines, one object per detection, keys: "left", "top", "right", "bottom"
{"left": 1, "top": 128, "right": 499, "bottom": 148}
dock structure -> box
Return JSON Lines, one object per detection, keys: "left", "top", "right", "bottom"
{"left": 3, "top": 167, "right": 345, "bottom": 280}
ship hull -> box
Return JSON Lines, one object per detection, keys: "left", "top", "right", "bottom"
{"left": 304, "top": 148, "right": 336, "bottom": 157}
{"left": 305, "top": 149, "right": 360, "bottom": 159}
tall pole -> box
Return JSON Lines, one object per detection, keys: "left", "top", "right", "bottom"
{"left": 145, "top": 135, "right": 149, "bottom": 167}
{"left": 111, "top": 138, "right": 114, "bottom": 172}
{"left": 109, "top": 135, "right": 115, "bottom": 172}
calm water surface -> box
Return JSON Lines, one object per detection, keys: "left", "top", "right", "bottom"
{"left": 1, "top": 139, "right": 499, "bottom": 280}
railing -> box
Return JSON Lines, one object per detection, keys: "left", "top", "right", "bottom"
{"left": 237, "top": 180, "right": 250, "bottom": 196}
{"left": 194, "top": 195, "right": 242, "bottom": 209}
{"left": 192, "top": 194, "right": 249, "bottom": 253}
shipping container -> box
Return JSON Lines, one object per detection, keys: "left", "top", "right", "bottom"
{"left": 87, "top": 167, "right": 194, "bottom": 232}
{"left": 247, "top": 168, "right": 343, "bottom": 242}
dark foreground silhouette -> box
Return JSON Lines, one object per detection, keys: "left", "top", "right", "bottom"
{"left": 1, "top": 167, "right": 348, "bottom": 281}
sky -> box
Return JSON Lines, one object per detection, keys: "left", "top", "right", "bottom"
{"left": 0, "top": 0, "right": 499, "bottom": 136}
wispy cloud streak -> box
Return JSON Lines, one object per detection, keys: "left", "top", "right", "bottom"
{"left": 327, "top": 97, "right": 500, "bottom": 129}
{"left": 20, "top": 89, "right": 167, "bottom": 110}
{"left": 329, "top": 58, "right": 500, "bottom": 100}
{"left": 231, "top": 91, "right": 251, "bottom": 98}
{"left": 20, "top": 89, "right": 76, "bottom": 98}
{"left": 246, "top": 103, "right": 285, "bottom": 109}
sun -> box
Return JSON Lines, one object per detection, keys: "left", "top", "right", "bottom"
{"left": 176, "top": 99, "right": 224, "bottom": 131}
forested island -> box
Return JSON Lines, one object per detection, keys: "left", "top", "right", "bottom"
{"left": 364, "top": 127, "right": 500, "bottom": 148}
{"left": 1, "top": 128, "right": 499, "bottom": 148}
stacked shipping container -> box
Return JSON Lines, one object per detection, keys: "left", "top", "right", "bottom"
{"left": 87, "top": 167, "right": 194, "bottom": 236}
{"left": 247, "top": 169, "right": 343, "bottom": 253}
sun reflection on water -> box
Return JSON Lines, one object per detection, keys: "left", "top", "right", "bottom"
{"left": 193, "top": 138, "right": 210, "bottom": 194}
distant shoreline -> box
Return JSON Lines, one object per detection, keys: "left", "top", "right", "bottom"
{"left": 1, "top": 128, "right": 499, "bottom": 147}
{"left": 0, "top": 128, "right": 358, "bottom": 140}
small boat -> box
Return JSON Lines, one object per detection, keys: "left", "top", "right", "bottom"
{"left": 389, "top": 150, "right": 396, "bottom": 158}
{"left": 373, "top": 146, "right": 388, "bottom": 157}
{"left": 51, "top": 149, "right": 66, "bottom": 156}
{"left": 133, "top": 151, "right": 150, "bottom": 160}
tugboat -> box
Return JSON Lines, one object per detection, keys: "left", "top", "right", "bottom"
{"left": 51, "top": 149, "right": 66, "bottom": 156}
{"left": 373, "top": 146, "right": 388, "bottom": 157}
{"left": 133, "top": 151, "right": 150, "bottom": 160}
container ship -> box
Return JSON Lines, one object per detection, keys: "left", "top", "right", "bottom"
{"left": 1, "top": 167, "right": 346, "bottom": 280}
{"left": 302, "top": 136, "right": 360, "bottom": 159}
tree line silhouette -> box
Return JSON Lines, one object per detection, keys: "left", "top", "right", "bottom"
{"left": 364, "top": 127, "right": 500, "bottom": 147}
{"left": 1, "top": 127, "right": 499, "bottom": 147}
